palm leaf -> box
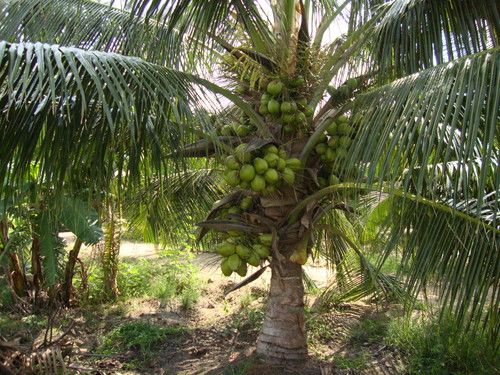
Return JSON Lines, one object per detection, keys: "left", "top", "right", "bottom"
{"left": 346, "top": 48, "right": 499, "bottom": 216}
{"left": 374, "top": 0, "right": 499, "bottom": 76}
{"left": 0, "top": 0, "right": 186, "bottom": 66}
{"left": 0, "top": 41, "right": 244, "bottom": 195}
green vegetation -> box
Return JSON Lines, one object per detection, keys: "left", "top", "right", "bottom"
{"left": 0, "top": 0, "right": 497, "bottom": 370}
{"left": 387, "top": 314, "right": 499, "bottom": 375}
{"left": 332, "top": 352, "right": 369, "bottom": 371}
{"left": 76, "top": 248, "right": 200, "bottom": 307}
{"left": 99, "top": 321, "right": 185, "bottom": 364}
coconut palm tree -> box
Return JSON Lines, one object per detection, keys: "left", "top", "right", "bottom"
{"left": 0, "top": 0, "right": 498, "bottom": 363}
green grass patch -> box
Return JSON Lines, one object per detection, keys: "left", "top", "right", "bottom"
{"left": 386, "top": 314, "right": 499, "bottom": 374}
{"left": 98, "top": 321, "right": 185, "bottom": 366}
{"left": 332, "top": 352, "right": 369, "bottom": 370}
{"left": 306, "top": 310, "right": 337, "bottom": 345}
{"left": 76, "top": 247, "right": 201, "bottom": 306}
{"left": 348, "top": 314, "right": 389, "bottom": 346}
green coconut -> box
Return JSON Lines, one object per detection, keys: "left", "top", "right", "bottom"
{"left": 234, "top": 144, "right": 252, "bottom": 162}
{"left": 215, "top": 242, "right": 236, "bottom": 257}
{"left": 280, "top": 101, "right": 293, "bottom": 113}
{"left": 282, "top": 113, "right": 295, "bottom": 124}
{"left": 224, "top": 170, "right": 240, "bottom": 186}
{"left": 276, "top": 158, "right": 287, "bottom": 171}
{"left": 251, "top": 175, "right": 266, "bottom": 192}
{"left": 221, "top": 259, "right": 233, "bottom": 276}
{"left": 225, "top": 155, "right": 240, "bottom": 170}
{"left": 330, "top": 174, "right": 340, "bottom": 185}
{"left": 253, "top": 243, "right": 270, "bottom": 258}
{"left": 240, "top": 164, "right": 256, "bottom": 182}
{"left": 264, "top": 168, "right": 279, "bottom": 184}
{"left": 339, "top": 136, "right": 352, "bottom": 148}
{"left": 236, "top": 262, "right": 248, "bottom": 277}
{"left": 221, "top": 125, "right": 234, "bottom": 136}
{"left": 227, "top": 254, "right": 242, "bottom": 271}
{"left": 253, "top": 157, "right": 269, "bottom": 174}
{"left": 328, "top": 136, "right": 339, "bottom": 148}
{"left": 258, "top": 103, "right": 269, "bottom": 115}
{"left": 295, "top": 111, "right": 306, "bottom": 124}
{"left": 239, "top": 196, "right": 253, "bottom": 210}
{"left": 326, "top": 121, "right": 338, "bottom": 135}
{"left": 235, "top": 125, "right": 250, "bottom": 137}
{"left": 315, "top": 143, "right": 328, "bottom": 155}
{"left": 337, "top": 123, "right": 350, "bottom": 136}
{"left": 325, "top": 148, "right": 336, "bottom": 162}
{"left": 282, "top": 168, "right": 296, "bottom": 185}
{"left": 247, "top": 252, "right": 261, "bottom": 267}
{"left": 286, "top": 158, "right": 302, "bottom": 171}
{"left": 236, "top": 245, "right": 252, "bottom": 260}
{"left": 267, "top": 99, "right": 280, "bottom": 114}
{"left": 265, "top": 145, "right": 279, "bottom": 154}
{"left": 267, "top": 80, "right": 283, "bottom": 96}
{"left": 264, "top": 153, "right": 280, "bottom": 167}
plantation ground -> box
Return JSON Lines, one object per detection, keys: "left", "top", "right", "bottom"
{"left": 0, "top": 241, "right": 497, "bottom": 374}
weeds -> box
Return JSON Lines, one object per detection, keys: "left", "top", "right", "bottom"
{"left": 98, "top": 321, "right": 185, "bottom": 366}
{"left": 75, "top": 247, "right": 200, "bottom": 307}
{"left": 332, "top": 352, "right": 369, "bottom": 370}
{"left": 387, "top": 314, "right": 499, "bottom": 374}
{"left": 348, "top": 314, "right": 389, "bottom": 346}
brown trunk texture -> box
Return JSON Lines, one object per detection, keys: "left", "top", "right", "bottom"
{"left": 0, "top": 220, "right": 27, "bottom": 297}
{"left": 256, "top": 257, "right": 307, "bottom": 363}
{"left": 62, "top": 238, "right": 83, "bottom": 306}
{"left": 31, "top": 236, "right": 43, "bottom": 294}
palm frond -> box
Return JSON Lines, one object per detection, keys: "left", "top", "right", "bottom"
{"left": 346, "top": 48, "right": 499, "bottom": 217}
{"left": 0, "top": 41, "right": 212, "bottom": 195}
{"left": 374, "top": 0, "right": 499, "bottom": 76}
{"left": 124, "top": 166, "right": 226, "bottom": 245}
{"left": 0, "top": 0, "right": 185, "bottom": 67}
{"left": 378, "top": 194, "right": 499, "bottom": 330}
{"left": 123, "top": 0, "right": 272, "bottom": 62}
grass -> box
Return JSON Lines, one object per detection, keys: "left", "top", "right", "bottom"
{"left": 386, "top": 313, "right": 499, "bottom": 375}
{"left": 332, "top": 352, "right": 369, "bottom": 370}
{"left": 223, "top": 290, "right": 266, "bottom": 335}
{"left": 98, "top": 321, "right": 186, "bottom": 367}
{"left": 306, "top": 309, "right": 338, "bottom": 346}
{"left": 348, "top": 313, "right": 389, "bottom": 346}
{"left": 76, "top": 247, "right": 201, "bottom": 307}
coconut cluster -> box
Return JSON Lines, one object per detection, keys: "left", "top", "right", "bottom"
{"left": 313, "top": 115, "right": 354, "bottom": 186}
{"left": 216, "top": 232, "right": 272, "bottom": 277}
{"left": 217, "top": 116, "right": 256, "bottom": 137}
{"left": 258, "top": 78, "right": 313, "bottom": 134}
{"left": 327, "top": 77, "right": 359, "bottom": 98}
{"left": 223, "top": 144, "right": 302, "bottom": 194}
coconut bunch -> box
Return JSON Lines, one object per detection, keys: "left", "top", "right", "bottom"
{"left": 215, "top": 232, "right": 272, "bottom": 277}
{"left": 217, "top": 114, "right": 256, "bottom": 137}
{"left": 223, "top": 143, "right": 302, "bottom": 194}
{"left": 258, "top": 78, "right": 314, "bottom": 134}
{"left": 314, "top": 115, "right": 353, "bottom": 162}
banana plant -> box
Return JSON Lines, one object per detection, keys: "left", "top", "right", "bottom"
{"left": 0, "top": 0, "right": 498, "bottom": 363}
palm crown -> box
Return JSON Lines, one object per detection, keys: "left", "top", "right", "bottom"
{"left": 0, "top": 0, "right": 498, "bottom": 363}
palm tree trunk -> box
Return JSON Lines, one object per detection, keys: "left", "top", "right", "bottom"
{"left": 0, "top": 220, "right": 27, "bottom": 297}
{"left": 102, "top": 201, "right": 120, "bottom": 301}
{"left": 62, "top": 238, "right": 83, "bottom": 306}
{"left": 256, "top": 256, "right": 307, "bottom": 362}
{"left": 31, "top": 236, "right": 44, "bottom": 296}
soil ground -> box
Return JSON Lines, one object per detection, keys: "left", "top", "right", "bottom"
{"left": 1, "top": 238, "right": 406, "bottom": 374}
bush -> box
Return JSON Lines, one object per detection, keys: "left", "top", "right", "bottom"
{"left": 387, "top": 314, "right": 499, "bottom": 374}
